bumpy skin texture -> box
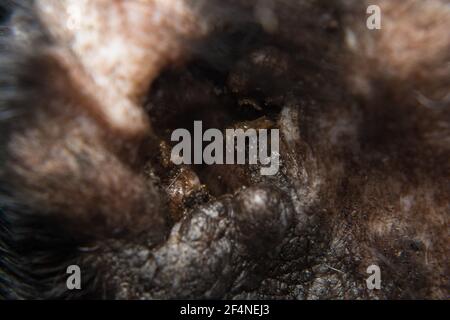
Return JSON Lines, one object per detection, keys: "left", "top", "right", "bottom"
{"left": 0, "top": 0, "right": 449, "bottom": 299}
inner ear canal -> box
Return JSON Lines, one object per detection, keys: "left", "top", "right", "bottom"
{"left": 143, "top": 26, "right": 282, "bottom": 200}
{"left": 144, "top": 65, "right": 234, "bottom": 198}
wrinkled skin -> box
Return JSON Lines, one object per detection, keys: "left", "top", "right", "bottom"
{"left": 0, "top": 0, "right": 448, "bottom": 299}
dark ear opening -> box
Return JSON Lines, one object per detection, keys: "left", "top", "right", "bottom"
{"left": 0, "top": 6, "right": 6, "bottom": 23}
{"left": 0, "top": 2, "right": 12, "bottom": 25}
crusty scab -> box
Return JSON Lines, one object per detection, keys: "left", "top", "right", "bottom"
{"left": 0, "top": 0, "right": 449, "bottom": 299}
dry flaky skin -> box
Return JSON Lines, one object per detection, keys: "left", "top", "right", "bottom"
{"left": 0, "top": 0, "right": 449, "bottom": 299}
